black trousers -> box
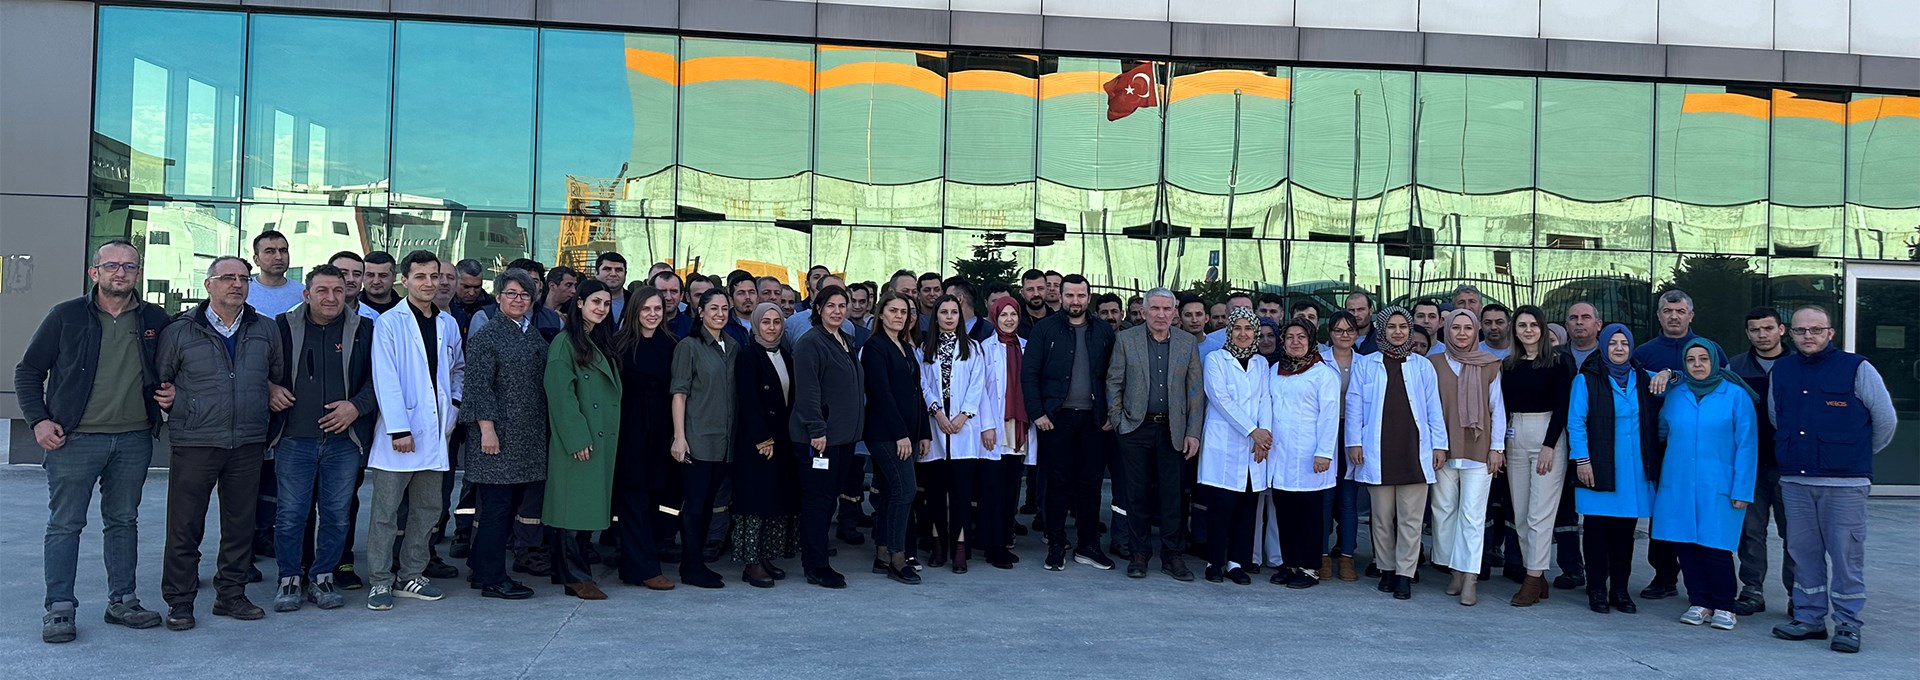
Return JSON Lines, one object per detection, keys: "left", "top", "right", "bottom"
{"left": 1040, "top": 409, "right": 1106, "bottom": 550}
{"left": 469, "top": 481, "right": 537, "bottom": 587}
{"left": 680, "top": 458, "right": 729, "bottom": 578}
{"left": 163, "top": 444, "right": 265, "bottom": 606}
{"left": 1000, "top": 456, "right": 1026, "bottom": 545}
{"left": 796, "top": 444, "right": 855, "bottom": 571}
{"left": 835, "top": 453, "right": 868, "bottom": 534}
{"left": 1118, "top": 422, "right": 1184, "bottom": 559}
{"left": 1675, "top": 542, "right": 1736, "bottom": 610}
{"left": 1583, "top": 515, "right": 1638, "bottom": 596}
{"left": 948, "top": 458, "right": 994, "bottom": 549}
{"left": 1554, "top": 471, "right": 1585, "bottom": 577}
{"left": 547, "top": 529, "right": 594, "bottom": 585}
{"left": 1202, "top": 485, "right": 1256, "bottom": 570}
{"left": 1274, "top": 488, "right": 1325, "bottom": 570}
{"left": 912, "top": 458, "right": 951, "bottom": 555}
{"left": 612, "top": 488, "right": 663, "bottom": 583}
{"left": 1647, "top": 537, "right": 1682, "bottom": 588}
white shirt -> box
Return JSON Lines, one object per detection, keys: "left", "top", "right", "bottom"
{"left": 205, "top": 306, "right": 242, "bottom": 338}
{"left": 1442, "top": 355, "right": 1508, "bottom": 469}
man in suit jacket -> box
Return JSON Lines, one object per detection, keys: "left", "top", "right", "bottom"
{"left": 1020, "top": 274, "right": 1116, "bottom": 572}
{"left": 1106, "top": 287, "right": 1207, "bottom": 582}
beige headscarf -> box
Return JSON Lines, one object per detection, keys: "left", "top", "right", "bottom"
{"left": 1440, "top": 309, "right": 1501, "bottom": 438}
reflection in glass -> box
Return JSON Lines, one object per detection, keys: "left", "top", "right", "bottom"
{"left": 1537, "top": 79, "right": 1654, "bottom": 251}
{"left": 1026, "top": 232, "right": 1158, "bottom": 293}
{"left": 241, "top": 204, "right": 384, "bottom": 276}
{"left": 538, "top": 30, "right": 676, "bottom": 218}
{"left": 1037, "top": 57, "right": 1162, "bottom": 235}
{"left": 1770, "top": 89, "right": 1847, "bottom": 257}
{"left": 1846, "top": 93, "right": 1920, "bottom": 261}
{"left": 90, "top": 199, "right": 241, "bottom": 313}
{"left": 245, "top": 15, "right": 391, "bottom": 205}
{"left": 1655, "top": 84, "right": 1769, "bottom": 254}
{"left": 1383, "top": 244, "right": 1532, "bottom": 311}
{"left": 1291, "top": 69, "right": 1414, "bottom": 245}
{"left": 1413, "top": 73, "right": 1534, "bottom": 247}
{"left": 376, "top": 205, "right": 528, "bottom": 265}
{"left": 814, "top": 225, "right": 942, "bottom": 287}
{"left": 814, "top": 46, "right": 945, "bottom": 228}
{"left": 946, "top": 53, "right": 1038, "bottom": 231}
{"left": 678, "top": 38, "right": 814, "bottom": 222}
{"left": 942, "top": 230, "right": 1036, "bottom": 288}
{"left": 675, "top": 221, "right": 810, "bottom": 284}
{"left": 93, "top": 8, "right": 245, "bottom": 200}
{"left": 1283, "top": 241, "right": 1383, "bottom": 314}
{"left": 1655, "top": 253, "right": 1762, "bottom": 354}
{"left": 392, "top": 22, "right": 536, "bottom": 212}
{"left": 535, "top": 214, "right": 671, "bottom": 276}
{"left": 1535, "top": 249, "right": 1654, "bottom": 339}
{"left": 1767, "top": 257, "right": 1844, "bottom": 342}
{"left": 1164, "top": 63, "right": 1289, "bottom": 239}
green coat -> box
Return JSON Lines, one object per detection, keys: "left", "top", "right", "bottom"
{"left": 543, "top": 333, "right": 623, "bottom": 531}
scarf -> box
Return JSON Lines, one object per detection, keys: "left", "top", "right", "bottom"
{"left": 1375, "top": 306, "right": 1417, "bottom": 359}
{"left": 1440, "top": 309, "right": 1502, "bottom": 436}
{"left": 1600, "top": 323, "right": 1635, "bottom": 389}
{"left": 1680, "top": 337, "right": 1757, "bottom": 401}
{"left": 936, "top": 331, "right": 959, "bottom": 407}
{"left": 752, "top": 302, "right": 784, "bottom": 352}
{"left": 988, "top": 295, "right": 1028, "bottom": 450}
{"left": 1256, "top": 316, "right": 1283, "bottom": 363}
{"left": 1224, "top": 307, "right": 1258, "bottom": 361}
{"left": 1273, "top": 317, "right": 1323, "bottom": 376}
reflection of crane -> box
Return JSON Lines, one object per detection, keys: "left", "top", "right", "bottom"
{"left": 556, "top": 172, "right": 624, "bottom": 271}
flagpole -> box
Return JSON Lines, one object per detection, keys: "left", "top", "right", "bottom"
{"left": 1156, "top": 60, "right": 1174, "bottom": 288}
{"left": 1226, "top": 89, "right": 1242, "bottom": 288}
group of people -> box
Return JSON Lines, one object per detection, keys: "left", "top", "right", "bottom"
{"left": 17, "top": 234, "right": 1896, "bottom": 656}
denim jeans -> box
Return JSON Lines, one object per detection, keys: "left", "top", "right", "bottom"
{"left": 1320, "top": 477, "right": 1360, "bottom": 557}
{"left": 43, "top": 431, "right": 153, "bottom": 611}
{"left": 273, "top": 436, "right": 361, "bottom": 580}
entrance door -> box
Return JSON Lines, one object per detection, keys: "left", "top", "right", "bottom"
{"left": 1844, "top": 263, "right": 1920, "bottom": 493}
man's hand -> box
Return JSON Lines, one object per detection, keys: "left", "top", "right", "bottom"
{"left": 1182, "top": 436, "right": 1200, "bottom": 460}
{"left": 268, "top": 384, "right": 295, "bottom": 412}
{"left": 317, "top": 401, "right": 359, "bottom": 434}
{"left": 1034, "top": 415, "right": 1054, "bottom": 432}
{"left": 1432, "top": 449, "right": 1447, "bottom": 471}
{"left": 1251, "top": 428, "right": 1273, "bottom": 452}
{"left": 895, "top": 438, "right": 913, "bottom": 460}
{"left": 1649, "top": 369, "right": 1674, "bottom": 396}
{"left": 153, "top": 382, "right": 175, "bottom": 410}
{"left": 33, "top": 421, "right": 65, "bottom": 451}
{"left": 392, "top": 435, "right": 415, "bottom": 453}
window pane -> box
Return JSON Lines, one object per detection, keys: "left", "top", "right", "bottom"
{"left": 93, "top": 8, "right": 245, "bottom": 200}
{"left": 1536, "top": 248, "right": 1654, "bottom": 340}
{"left": 943, "top": 230, "right": 1036, "bottom": 290}
{"left": 1038, "top": 57, "right": 1162, "bottom": 235}
{"left": 90, "top": 199, "right": 240, "bottom": 313}
{"left": 1165, "top": 63, "right": 1289, "bottom": 240}
{"left": 1537, "top": 78, "right": 1653, "bottom": 251}
{"left": 537, "top": 214, "right": 673, "bottom": 275}
{"left": 1767, "top": 257, "right": 1844, "bottom": 342}
{"left": 1384, "top": 244, "right": 1533, "bottom": 310}
{"left": 392, "top": 22, "right": 535, "bottom": 212}
{"left": 1028, "top": 232, "right": 1158, "bottom": 292}
{"left": 245, "top": 15, "right": 391, "bottom": 205}
{"left": 678, "top": 38, "right": 813, "bottom": 222}
{"left": 242, "top": 204, "right": 383, "bottom": 277}
{"left": 1770, "top": 89, "right": 1847, "bottom": 258}
{"left": 1282, "top": 241, "right": 1383, "bottom": 314}
{"left": 1655, "top": 84, "right": 1769, "bottom": 255}
{"left": 1291, "top": 69, "right": 1414, "bottom": 244}
{"left": 814, "top": 225, "right": 943, "bottom": 286}
{"left": 538, "top": 30, "right": 676, "bottom": 218}
{"left": 946, "top": 52, "right": 1037, "bottom": 231}
{"left": 1413, "top": 73, "right": 1534, "bottom": 247}
{"left": 1656, "top": 253, "right": 1763, "bottom": 354}
{"left": 1846, "top": 93, "right": 1920, "bottom": 261}
{"left": 380, "top": 205, "right": 530, "bottom": 264}
{"left": 814, "top": 46, "right": 945, "bottom": 228}
{"left": 675, "top": 221, "right": 810, "bottom": 284}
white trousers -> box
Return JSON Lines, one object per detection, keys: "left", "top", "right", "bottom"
{"left": 1430, "top": 464, "right": 1492, "bottom": 573}
{"left": 1251, "top": 490, "right": 1284, "bottom": 567}
{"left": 1505, "top": 412, "right": 1568, "bottom": 573}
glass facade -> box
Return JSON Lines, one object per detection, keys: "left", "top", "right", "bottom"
{"left": 89, "top": 6, "right": 1920, "bottom": 348}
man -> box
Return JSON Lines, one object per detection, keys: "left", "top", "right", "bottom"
{"left": 1550, "top": 300, "right": 1603, "bottom": 590}
{"left": 1344, "top": 291, "right": 1379, "bottom": 354}
{"left": 688, "top": 275, "right": 715, "bottom": 305}
{"left": 647, "top": 261, "right": 673, "bottom": 281}
{"left": 1197, "top": 292, "right": 1253, "bottom": 358}
{"left": 1450, "top": 284, "right": 1485, "bottom": 319}
{"left": 652, "top": 270, "right": 692, "bottom": 338}
{"left": 1207, "top": 302, "right": 1228, "bottom": 333}
{"left": 1021, "top": 275, "right": 1117, "bottom": 572}
{"left": 1290, "top": 300, "right": 1320, "bottom": 330}
{"left": 1632, "top": 289, "right": 1711, "bottom": 600}
{"left": 449, "top": 259, "right": 494, "bottom": 337}
{"left": 17, "top": 241, "right": 173, "bottom": 643}
{"left": 596, "top": 251, "right": 628, "bottom": 321}
{"left": 365, "top": 250, "right": 463, "bottom": 611}
{"left": 434, "top": 260, "right": 457, "bottom": 311}
{"left": 1480, "top": 304, "right": 1514, "bottom": 359}
{"left": 888, "top": 269, "right": 917, "bottom": 302}
{"left": 1728, "top": 307, "right": 1792, "bottom": 618}
{"left": 543, "top": 265, "right": 579, "bottom": 314}
{"left": 848, "top": 282, "right": 874, "bottom": 329}
{"left": 1095, "top": 293, "right": 1125, "bottom": 330}
{"left": 1412, "top": 300, "right": 1444, "bottom": 338}
{"left": 1178, "top": 295, "right": 1209, "bottom": 342}
{"left": 725, "top": 270, "right": 757, "bottom": 342}
{"left": 801, "top": 264, "right": 829, "bottom": 311}
{"left": 1043, "top": 270, "right": 1064, "bottom": 313}
{"left": 781, "top": 286, "right": 799, "bottom": 317}
{"left": 916, "top": 271, "right": 943, "bottom": 332}
{"left": 1126, "top": 295, "right": 1144, "bottom": 328}
{"left": 755, "top": 276, "right": 783, "bottom": 315}
{"left": 266, "top": 265, "right": 375, "bottom": 613}
{"left": 1561, "top": 302, "right": 1602, "bottom": 369}
{"left": 1769, "top": 306, "right": 1897, "bottom": 654}
{"left": 1107, "top": 287, "right": 1206, "bottom": 582}
{"left": 360, "top": 251, "right": 400, "bottom": 315}
{"left": 328, "top": 251, "right": 379, "bottom": 322}
{"left": 1255, "top": 293, "right": 1285, "bottom": 326}
{"left": 248, "top": 230, "right": 303, "bottom": 317}
{"left": 156, "top": 256, "right": 290, "bottom": 629}
{"left": 1018, "top": 269, "right": 1051, "bottom": 337}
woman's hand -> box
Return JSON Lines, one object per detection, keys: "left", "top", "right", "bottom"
{"left": 810, "top": 436, "right": 826, "bottom": 454}
{"left": 950, "top": 413, "right": 970, "bottom": 435}
{"left": 1489, "top": 451, "right": 1506, "bottom": 475}
{"left": 1575, "top": 462, "right": 1594, "bottom": 488}
{"left": 1537, "top": 446, "right": 1555, "bottom": 475}
{"left": 981, "top": 429, "right": 997, "bottom": 452}
{"left": 757, "top": 440, "right": 775, "bottom": 460}
{"left": 895, "top": 438, "right": 913, "bottom": 460}
{"left": 670, "top": 437, "right": 690, "bottom": 463}
{"left": 480, "top": 423, "right": 500, "bottom": 455}
{"left": 919, "top": 439, "right": 933, "bottom": 460}
{"left": 934, "top": 411, "right": 954, "bottom": 435}
{"left": 1649, "top": 369, "right": 1674, "bottom": 396}
{"left": 1347, "top": 446, "right": 1363, "bottom": 467}
{"left": 1732, "top": 500, "right": 1749, "bottom": 510}
{"left": 1313, "top": 457, "right": 1331, "bottom": 474}
{"left": 1251, "top": 428, "right": 1273, "bottom": 452}
{"left": 573, "top": 446, "right": 592, "bottom": 461}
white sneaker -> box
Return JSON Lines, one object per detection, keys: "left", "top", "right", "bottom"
{"left": 1710, "top": 610, "right": 1737, "bottom": 630}
{"left": 1681, "top": 606, "right": 1709, "bottom": 626}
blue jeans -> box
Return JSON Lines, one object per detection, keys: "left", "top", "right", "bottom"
{"left": 273, "top": 436, "right": 361, "bottom": 580}
{"left": 43, "top": 430, "right": 153, "bottom": 610}
{"left": 1321, "top": 477, "right": 1360, "bottom": 557}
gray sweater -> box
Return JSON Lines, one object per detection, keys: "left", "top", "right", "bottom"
{"left": 459, "top": 313, "right": 551, "bottom": 485}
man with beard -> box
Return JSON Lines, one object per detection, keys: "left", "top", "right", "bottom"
{"left": 916, "top": 271, "right": 943, "bottom": 333}
{"left": 449, "top": 259, "right": 494, "bottom": 337}
{"left": 1412, "top": 300, "right": 1445, "bottom": 341}
{"left": 651, "top": 269, "right": 691, "bottom": 339}
{"left": 248, "top": 231, "right": 303, "bottom": 317}
{"left": 360, "top": 251, "right": 400, "bottom": 315}
{"left": 1095, "top": 293, "right": 1126, "bottom": 330}
{"left": 1044, "top": 271, "right": 1063, "bottom": 313}
{"left": 327, "top": 251, "right": 378, "bottom": 322}
{"left": 1022, "top": 275, "right": 1117, "bottom": 572}
{"left": 1018, "top": 269, "right": 1051, "bottom": 338}
{"left": 1480, "top": 304, "right": 1514, "bottom": 359}
{"left": 1344, "top": 291, "right": 1379, "bottom": 354}
{"left": 1255, "top": 293, "right": 1285, "bottom": 326}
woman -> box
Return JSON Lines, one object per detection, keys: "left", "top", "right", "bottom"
{"left": 1567, "top": 324, "right": 1663, "bottom": 615}
{"left": 1317, "top": 311, "right": 1364, "bottom": 581}
{"left": 543, "top": 279, "right": 623, "bottom": 600}
{"left": 979, "top": 295, "right": 1032, "bottom": 570}
{"left": 1501, "top": 305, "right": 1574, "bottom": 606}
{"left": 460, "top": 269, "right": 547, "bottom": 600}
{"left": 1410, "top": 326, "right": 1433, "bottom": 357}
{"left": 788, "top": 285, "right": 863, "bottom": 589}
{"left": 864, "top": 290, "right": 930, "bottom": 585}
{"left": 1347, "top": 308, "right": 1447, "bottom": 600}
{"left": 1656, "top": 338, "right": 1758, "bottom": 630}
{"left": 610, "top": 286, "right": 676, "bottom": 591}
{"left": 731, "top": 302, "right": 799, "bottom": 588}
{"left": 669, "top": 289, "right": 737, "bottom": 589}
{"left": 921, "top": 295, "right": 995, "bottom": 574}
{"left": 1427, "top": 309, "right": 1507, "bottom": 606}
{"left": 1267, "top": 317, "right": 1342, "bottom": 588}
{"left": 1255, "top": 318, "right": 1279, "bottom": 361}
{"left": 1197, "top": 308, "right": 1272, "bottom": 585}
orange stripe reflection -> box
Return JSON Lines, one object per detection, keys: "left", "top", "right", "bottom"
{"left": 624, "top": 49, "right": 677, "bottom": 85}
{"left": 680, "top": 56, "right": 815, "bottom": 92}
{"left": 819, "top": 62, "right": 946, "bottom": 98}
{"left": 950, "top": 70, "right": 1037, "bottom": 97}
{"left": 1167, "top": 71, "right": 1289, "bottom": 103}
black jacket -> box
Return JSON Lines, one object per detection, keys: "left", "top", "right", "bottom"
{"left": 13, "top": 290, "right": 172, "bottom": 434}
{"left": 860, "top": 334, "right": 930, "bottom": 445}
{"left": 269, "top": 305, "right": 378, "bottom": 450}
{"left": 789, "top": 326, "right": 865, "bottom": 446}
{"left": 1020, "top": 312, "right": 1115, "bottom": 422}
{"left": 734, "top": 344, "right": 797, "bottom": 516}
{"left": 1727, "top": 348, "right": 1782, "bottom": 467}
{"left": 1577, "top": 357, "right": 1666, "bottom": 491}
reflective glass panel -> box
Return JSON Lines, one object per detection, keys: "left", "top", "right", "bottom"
{"left": 1165, "top": 63, "right": 1289, "bottom": 240}
{"left": 1536, "top": 78, "right": 1654, "bottom": 252}
{"left": 1290, "top": 69, "right": 1414, "bottom": 244}
{"left": 379, "top": 205, "right": 530, "bottom": 264}
{"left": 814, "top": 46, "right": 945, "bottom": 228}
{"left": 678, "top": 38, "right": 814, "bottom": 222}
{"left": 89, "top": 199, "right": 241, "bottom": 313}
{"left": 1382, "top": 244, "right": 1533, "bottom": 311}
{"left": 391, "top": 22, "right": 536, "bottom": 213}
{"left": 1026, "top": 232, "right": 1159, "bottom": 292}
{"left": 93, "top": 8, "right": 245, "bottom": 200}
{"left": 241, "top": 204, "right": 385, "bottom": 277}
{"left": 538, "top": 30, "right": 676, "bottom": 218}
{"left": 1845, "top": 93, "right": 1920, "bottom": 261}
{"left": 1413, "top": 73, "right": 1534, "bottom": 247}
{"left": 1535, "top": 248, "right": 1655, "bottom": 339}
{"left": 1655, "top": 253, "right": 1763, "bottom": 353}
{"left": 1037, "top": 57, "right": 1162, "bottom": 235}
{"left": 1766, "top": 257, "right": 1844, "bottom": 342}
{"left": 675, "top": 221, "right": 811, "bottom": 285}
{"left": 1770, "top": 89, "right": 1847, "bottom": 258}
{"left": 814, "top": 225, "right": 944, "bottom": 288}
{"left": 244, "top": 15, "right": 391, "bottom": 205}
{"left": 1655, "top": 84, "right": 1769, "bottom": 255}
{"left": 535, "top": 214, "right": 673, "bottom": 276}
{"left": 946, "top": 52, "right": 1038, "bottom": 231}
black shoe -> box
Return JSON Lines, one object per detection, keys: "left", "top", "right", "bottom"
{"left": 764, "top": 563, "right": 786, "bottom": 581}
{"left": 423, "top": 556, "right": 459, "bottom": 580}
{"left": 1245, "top": 564, "right": 1261, "bottom": 575}
{"left": 1019, "top": 503, "right": 1038, "bottom": 515}
{"left": 1126, "top": 556, "right": 1149, "bottom": 579}
{"left": 1226, "top": 567, "right": 1251, "bottom": 585}
{"left": 211, "top": 596, "right": 264, "bottom": 620}
{"left": 1286, "top": 570, "right": 1320, "bottom": 589}
{"left": 479, "top": 581, "right": 534, "bottom": 600}
{"left": 1587, "top": 591, "right": 1611, "bottom": 614}
{"left": 165, "top": 604, "right": 195, "bottom": 631}
{"left": 334, "top": 564, "right": 364, "bottom": 590}
{"left": 701, "top": 540, "right": 725, "bottom": 564}
{"left": 247, "top": 564, "right": 264, "bottom": 584}
{"left": 1043, "top": 545, "right": 1066, "bottom": 571}
{"left": 1502, "top": 565, "right": 1527, "bottom": 584}
{"left": 1365, "top": 562, "right": 1381, "bottom": 578}
{"left": 742, "top": 566, "right": 775, "bottom": 589}
{"left": 1639, "top": 582, "right": 1678, "bottom": 600}
{"left": 885, "top": 563, "right": 921, "bottom": 585}
{"left": 512, "top": 552, "right": 551, "bottom": 577}
{"left": 1377, "top": 571, "right": 1397, "bottom": 593}
{"left": 805, "top": 567, "right": 847, "bottom": 589}
{"left": 1108, "top": 543, "right": 1132, "bottom": 560}
{"left": 657, "top": 544, "right": 683, "bottom": 564}
{"left": 836, "top": 528, "right": 867, "bottom": 546}
{"left": 448, "top": 533, "right": 472, "bottom": 560}
{"left": 1205, "top": 565, "right": 1225, "bottom": 583}
{"left": 680, "top": 568, "right": 725, "bottom": 589}
{"left": 1732, "top": 591, "right": 1767, "bottom": 616}
{"left": 987, "top": 549, "right": 1017, "bottom": 570}
{"left": 1553, "top": 573, "right": 1586, "bottom": 590}
{"left": 1609, "top": 591, "right": 1637, "bottom": 614}
{"left": 1392, "top": 575, "right": 1413, "bottom": 600}
{"left": 855, "top": 513, "right": 874, "bottom": 529}
{"left": 871, "top": 559, "right": 890, "bottom": 575}
{"left": 1011, "top": 524, "right": 1029, "bottom": 537}
{"left": 254, "top": 540, "right": 275, "bottom": 559}
{"left": 1073, "top": 546, "right": 1115, "bottom": 570}
{"left": 1161, "top": 558, "right": 1194, "bottom": 582}
{"left": 1270, "top": 568, "right": 1289, "bottom": 586}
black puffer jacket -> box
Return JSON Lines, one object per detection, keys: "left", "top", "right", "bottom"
{"left": 156, "top": 302, "right": 285, "bottom": 448}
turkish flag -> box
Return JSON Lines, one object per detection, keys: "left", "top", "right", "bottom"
{"left": 1102, "top": 62, "right": 1159, "bottom": 121}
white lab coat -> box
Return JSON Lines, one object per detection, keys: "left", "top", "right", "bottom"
{"left": 1198, "top": 349, "right": 1272, "bottom": 491}
{"left": 979, "top": 334, "right": 1039, "bottom": 465}
{"left": 369, "top": 303, "right": 464, "bottom": 472}
{"left": 1344, "top": 353, "right": 1448, "bottom": 485}
{"left": 1266, "top": 361, "right": 1342, "bottom": 492}
{"left": 921, "top": 336, "right": 995, "bottom": 461}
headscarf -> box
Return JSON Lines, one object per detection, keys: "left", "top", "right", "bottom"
{"left": 1375, "top": 306, "right": 1417, "bottom": 359}
{"left": 751, "top": 302, "right": 785, "bottom": 351}
{"left": 1224, "top": 307, "right": 1259, "bottom": 361}
{"left": 988, "top": 295, "right": 1028, "bottom": 450}
{"left": 1439, "top": 309, "right": 1502, "bottom": 437}
{"left": 1599, "top": 323, "right": 1636, "bottom": 388}
{"left": 1273, "top": 317, "right": 1323, "bottom": 376}
{"left": 1547, "top": 323, "right": 1569, "bottom": 348}
{"left": 1256, "top": 316, "right": 1282, "bottom": 362}
{"left": 1680, "top": 337, "right": 1757, "bottom": 401}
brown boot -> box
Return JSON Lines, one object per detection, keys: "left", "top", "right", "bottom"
{"left": 565, "top": 581, "right": 608, "bottom": 600}
{"left": 1511, "top": 574, "right": 1548, "bottom": 607}
{"left": 1336, "top": 556, "right": 1358, "bottom": 581}
{"left": 1319, "top": 555, "right": 1333, "bottom": 578}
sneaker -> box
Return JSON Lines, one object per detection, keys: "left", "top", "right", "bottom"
{"left": 1731, "top": 591, "right": 1766, "bottom": 616}
{"left": 273, "top": 577, "right": 304, "bottom": 613}
{"left": 334, "top": 564, "right": 364, "bottom": 590}
{"left": 1771, "top": 619, "right": 1829, "bottom": 641}
{"left": 366, "top": 585, "right": 394, "bottom": 611}
{"left": 1710, "top": 610, "right": 1737, "bottom": 630}
{"left": 1043, "top": 544, "right": 1066, "bottom": 572}
{"left": 42, "top": 608, "right": 76, "bottom": 643}
{"left": 307, "top": 577, "right": 345, "bottom": 610}
{"left": 103, "top": 598, "right": 161, "bottom": 629}
{"left": 1073, "top": 546, "right": 1114, "bottom": 570}
{"left": 1831, "top": 623, "right": 1861, "bottom": 653}
{"left": 394, "top": 577, "right": 446, "bottom": 601}
{"left": 1680, "top": 606, "right": 1709, "bottom": 626}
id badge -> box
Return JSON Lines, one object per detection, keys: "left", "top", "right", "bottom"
{"left": 812, "top": 455, "right": 831, "bottom": 470}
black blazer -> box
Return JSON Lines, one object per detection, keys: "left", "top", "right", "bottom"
{"left": 1020, "top": 313, "right": 1115, "bottom": 422}
{"left": 789, "top": 325, "right": 865, "bottom": 446}
{"left": 861, "top": 334, "right": 930, "bottom": 445}
{"left": 734, "top": 343, "right": 796, "bottom": 515}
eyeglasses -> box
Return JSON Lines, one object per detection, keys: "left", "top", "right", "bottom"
{"left": 1789, "top": 326, "right": 1832, "bottom": 337}
{"left": 207, "top": 274, "right": 248, "bottom": 284}
{"left": 94, "top": 261, "right": 141, "bottom": 273}
{"left": 498, "top": 291, "right": 533, "bottom": 301}
{"left": 1331, "top": 327, "right": 1357, "bottom": 335}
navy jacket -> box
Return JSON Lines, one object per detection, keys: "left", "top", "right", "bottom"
{"left": 1772, "top": 347, "right": 1872, "bottom": 478}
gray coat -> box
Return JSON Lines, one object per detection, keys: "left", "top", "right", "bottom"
{"left": 1105, "top": 325, "right": 1207, "bottom": 448}
{"left": 156, "top": 302, "right": 286, "bottom": 449}
{"left": 460, "top": 313, "right": 551, "bottom": 485}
